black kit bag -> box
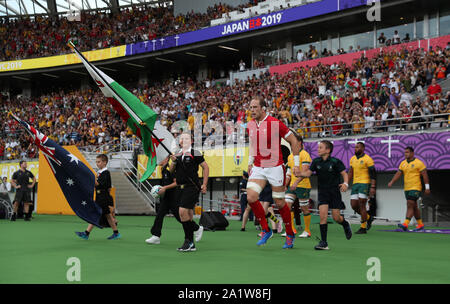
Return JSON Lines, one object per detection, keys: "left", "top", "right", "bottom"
{"left": 200, "top": 211, "right": 229, "bottom": 231}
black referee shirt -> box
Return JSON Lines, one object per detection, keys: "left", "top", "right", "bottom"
{"left": 175, "top": 149, "right": 205, "bottom": 186}
{"left": 12, "top": 169, "right": 34, "bottom": 192}
{"left": 309, "top": 156, "right": 346, "bottom": 191}
{"left": 161, "top": 166, "right": 175, "bottom": 187}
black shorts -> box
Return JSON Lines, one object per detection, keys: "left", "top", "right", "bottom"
{"left": 161, "top": 190, "right": 179, "bottom": 209}
{"left": 14, "top": 191, "right": 32, "bottom": 204}
{"left": 96, "top": 201, "right": 111, "bottom": 215}
{"left": 318, "top": 188, "right": 346, "bottom": 210}
{"left": 175, "top": 185, "right": 199, "bottom": 210}
{"left": 259, "top": 186, "right": 274, "bottom": 204}
{"left": 95, "top": 195, "right": 113, "bottom": 215}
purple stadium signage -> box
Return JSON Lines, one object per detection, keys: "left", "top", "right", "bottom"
{"left": 379, "top": 229, "right": 450, "bottom": 234}
{"left": 302, "top": 132, "right": 450, "bottom": 172}
{"left": 125, "top": 0, "right": 370, "bottom": 56}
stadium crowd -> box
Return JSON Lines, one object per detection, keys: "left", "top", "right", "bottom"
{"left": 0, "top": 2, "right": 259, "bottom": 62}
{"left": 1, "top": 44, "right": 449, "bottom": 161}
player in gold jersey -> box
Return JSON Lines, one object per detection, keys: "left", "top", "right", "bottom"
{"left": 285, "top": 133, "right": 313, "bottom": 238}
{"left": 388, "top": 147, "right": 430, "bottom": 231}
{"left": 348, "top": 142, "right": 376, "bottom": 234}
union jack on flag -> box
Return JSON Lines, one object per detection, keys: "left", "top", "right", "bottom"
{"left": 9, "top": 113, "right": 103, "bottom": 228}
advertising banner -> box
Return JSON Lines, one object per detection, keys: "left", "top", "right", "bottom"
{"left": 139, "top": 146, "right": 249, "bottom": 179}
{"left": 0, "top": 45, "right": 126, "bottom": 73}
{"left": 125, "top": 0, "right": 371, "bottom": 56}
{"left": 303, "top": 132, "right": 450, "bottom": 172}
{"left": 0, "top": 160, "right": 39, "bottom": 181}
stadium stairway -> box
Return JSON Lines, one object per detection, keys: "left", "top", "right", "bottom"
{"left": 80, "top": 149, "right": 156, "bottom": 215}
{"left": 412, "top": 76, "right": 450, "bottom": 98}
{"left": 110, "top": 171, "right": 156, "bottom": 215}
{"left": 438, "top": 77, "right": 450, "bottom": 93}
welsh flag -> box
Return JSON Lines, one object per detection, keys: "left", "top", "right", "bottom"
{"left": 152, "top": 121, "right": 179, "bottom": 164}
{"left": 69, "top": 41, "right": 158, "bottom": 181}
{"left": 345, "top": 79, "right": 360, "bottom": 89}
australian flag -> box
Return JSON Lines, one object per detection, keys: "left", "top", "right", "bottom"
{"left": 10, "top": 113, "right": 103, "bottom": 228}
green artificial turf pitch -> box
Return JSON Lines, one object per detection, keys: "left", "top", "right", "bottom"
{"left": 1, "top": 214, "right": 449, "bottom": 284}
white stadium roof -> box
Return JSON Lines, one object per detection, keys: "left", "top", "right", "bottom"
{"left": 0, "top": 0, "right": 169, "bottom": 17}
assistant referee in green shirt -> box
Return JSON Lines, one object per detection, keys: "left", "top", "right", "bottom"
{"left": 298, "top": 140, "right": 352, "bottom": 250}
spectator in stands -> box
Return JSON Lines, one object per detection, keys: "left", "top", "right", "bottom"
{"left": 399, "top": 87, "right": 413, "bottom": 108}
{"left": 308, "top": 45, "right": 319, "bottom": 59}
{"left": 402, "top": 33, "right": 411, "bottom": 43}
{"left": 389, "top": 87, "right": 400, "bottom": 107}
{"left": 290, "top": 101, "right": 301, "bottom": 124}
{"left": 436, "top": 64, "right": 447, "bottom": 80}
{"left": 0, "top": 3, "right": 242, "bottom": 61}
{"left": 435, "top": 100, "right": 448, "bottom": 127}
{"left": 425, "top": 64, "right": 435, "bottom": 85}
{"left": 341, "top": 112, "right": 352, "bottom": 136}
{"left": 385, "top": 108, "right": 397, "bottom": 131}
{"left": 374, "top": 113, "right": 384, "bottom": 132}
{"left": 364, "top": 110, "right": 375, "bottom": 133}
{"left": 420, "top": 99, "right": 433, "bottom": 129}
{"left": 378, "top": 33, "right": 386, "bottom": 46}
{"left": 239, "top": 59, "right": 246, "bottom": 71}
{"left": 297, "top": 50, "right": 304, "bottom": 62}
{"left": 392, "top": 30, "right": 401, "bottom": 44}
{"left": 410, "top": 104, "right": 424, "bottom": 130}
{"left": 427, "top": 78, "right": 442, "bottom": 98}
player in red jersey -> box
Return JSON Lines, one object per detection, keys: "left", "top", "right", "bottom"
{"left": 246, "top": 97, "right": 301, "bottom": 249}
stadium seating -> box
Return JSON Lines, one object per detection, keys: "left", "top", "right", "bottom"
{"left": 0, "top": 2, "right": 240, "bottom": 61}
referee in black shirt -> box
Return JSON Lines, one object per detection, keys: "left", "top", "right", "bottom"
{"left": 299, "top": 140, "right": 352, "bottom": 250}
{"left": 10, "top": 160, "right": 36, "bottom": 221}
{"left": 169, "top": 133, "right": 209, "bottom": 252}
